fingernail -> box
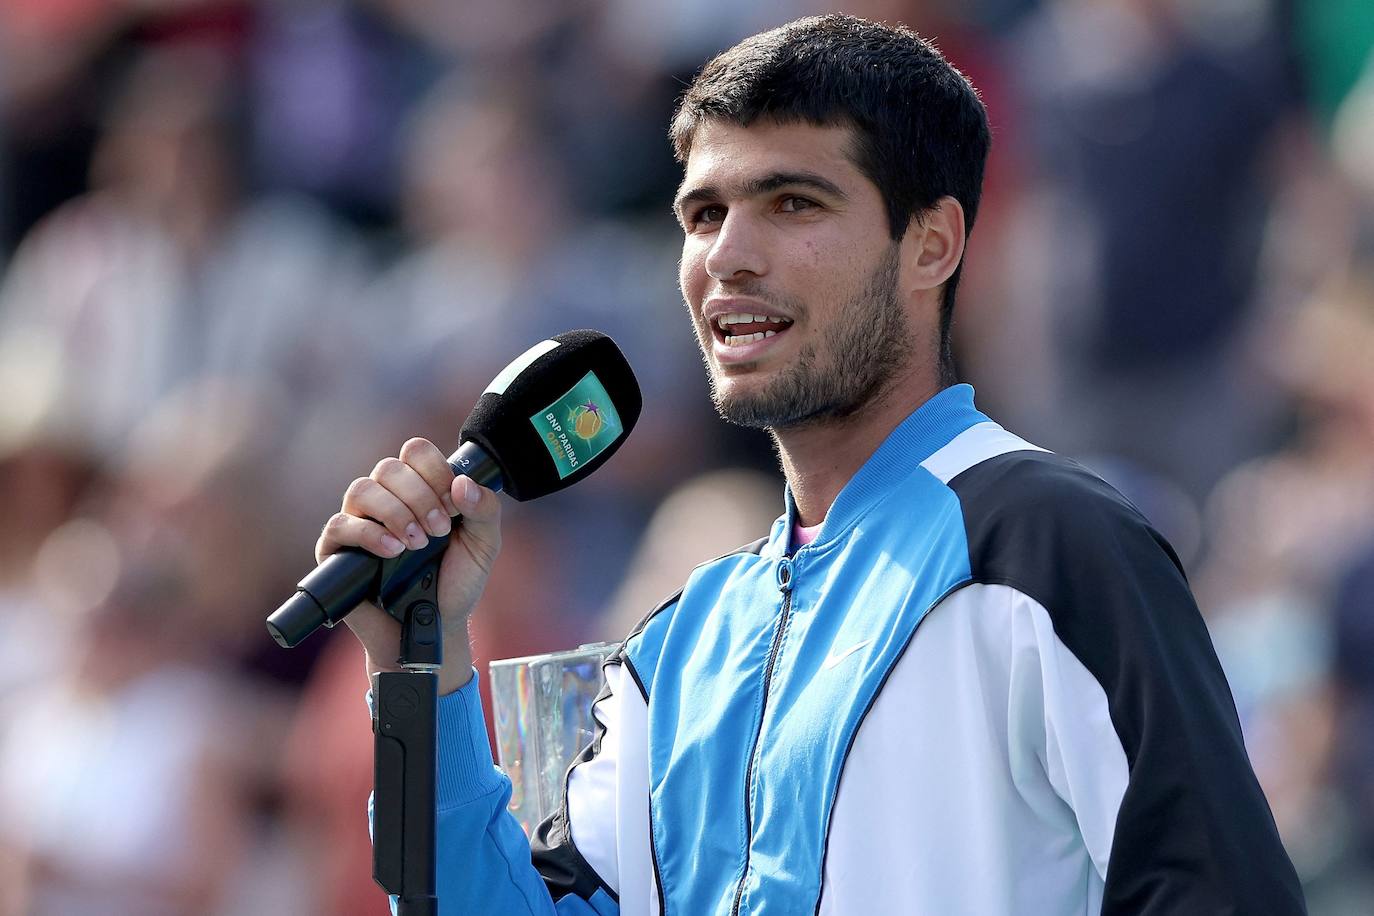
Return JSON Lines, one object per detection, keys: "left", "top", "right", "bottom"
{"left": 426, "top": 509, "right": 451, "bottom": 536}
{"left": 459, "top": 477, "right": 479, "bottom": 507}
{"left": 404, "top": 522, "right": 427, "bottom": 547}
{"left": 381, "top": 534, "right": 405, "bottom": 555}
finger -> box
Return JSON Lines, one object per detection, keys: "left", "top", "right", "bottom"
{"left": 342, "top": 476, "right": 427, "bottom": 550}
{"left": 372, "top": 456, "right": 449, "bottom": 541}
{"left": 341, "top": 597, "right": 404, "bottom": 679}
{"left": 451, "top": 475, "right": 502, "bottom": 570}
{"left": 398, "top": 437, "right": 459, "bottom": 519}
{"left": 342, "top": 601, "right": 400, "bottom": 659}
{"left": 316, "top": 512, "right": 406, "bottom": 563}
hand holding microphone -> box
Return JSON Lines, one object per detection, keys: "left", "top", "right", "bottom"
{"left": 265, "top": 330, "right": 642, "bottom": 695}
{"left": 317, "top": 440, "right": 503, "bottom": 694}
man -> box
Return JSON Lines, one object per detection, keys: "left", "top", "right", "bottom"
{"left": 322, "top": 15, "right": 1306, "bottom": 915}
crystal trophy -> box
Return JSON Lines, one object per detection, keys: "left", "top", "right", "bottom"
{"left": 488, "top": 642, "right": 617, "bottom": 836}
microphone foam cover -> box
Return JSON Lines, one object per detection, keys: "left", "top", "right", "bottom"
{"left": 460, "top": 330, "right": 642, "bottom": 501}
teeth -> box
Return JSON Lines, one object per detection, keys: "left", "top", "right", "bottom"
{"left": 764, "top": 330, "right": 775, "bottom": 337}
{"left": 715, "top": 312, "right": 793, "bottom": 330}
{"left": 724, "top": 332, "right": 767, "bottom": 346}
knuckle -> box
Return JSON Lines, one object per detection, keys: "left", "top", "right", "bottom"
{"left": 398, "top": 437, "right": 435, "bottom": 462}
{"left": 344, "top": 476, "right": 373, "bottom": 500}
{"left": 372, "top": 456, "right": 404, "bottom": 480}
{"left": 473, "top": 536, "right": 502, "bottom": 571}
{"left": 322, "top": 512, "right": 352, "bottom": 537}
{"left": 476, "top": 488, "right": 501, "bottom": 516}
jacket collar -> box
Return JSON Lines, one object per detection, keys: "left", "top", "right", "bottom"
{"left": 770, "top": 384, "right": 987, "bottom": 556}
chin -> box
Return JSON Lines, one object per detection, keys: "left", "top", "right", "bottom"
{"left": 711, "top": 386, "right": 788, "bottom": 430}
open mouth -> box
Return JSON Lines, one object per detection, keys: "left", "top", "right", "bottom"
{"left": 712, "top": 312, "right": 794, "bottom": 347}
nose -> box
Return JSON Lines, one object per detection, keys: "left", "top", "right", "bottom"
{"left": 704, "top": 211, "right": 767, "bottom": 282}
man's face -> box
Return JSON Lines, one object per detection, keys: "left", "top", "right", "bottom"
{"left": 676, "top": 120, "right": 913, "bottom": 430}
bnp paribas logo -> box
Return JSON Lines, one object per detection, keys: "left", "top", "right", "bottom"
{"left": 531, "top": 372, "right": 624, "bottom": 479}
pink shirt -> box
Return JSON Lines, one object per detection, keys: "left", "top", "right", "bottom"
{"left": 792, "top": 521, "right": 822, "bottom": 550}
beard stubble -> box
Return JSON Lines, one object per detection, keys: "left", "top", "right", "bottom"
{"left": 699, "top": 244, "right": 910, "bottom": 431}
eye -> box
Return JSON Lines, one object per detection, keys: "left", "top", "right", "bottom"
{"left": 688, "top": 204, "right": 726, "bottom": 228}
{"left": 778, "top": 196, "right": 817, "bottom": 213}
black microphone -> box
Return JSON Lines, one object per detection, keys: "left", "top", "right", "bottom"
{"left": 266, "top": 330, "right": 642, "bottom": 648}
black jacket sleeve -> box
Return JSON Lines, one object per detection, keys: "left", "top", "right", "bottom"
{"left": 950, "top": 451, "right": 1307, "bottom": 915}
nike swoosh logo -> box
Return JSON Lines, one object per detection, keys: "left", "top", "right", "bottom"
{"left": 822, "top": 638, "right": 873, "bottom": 670}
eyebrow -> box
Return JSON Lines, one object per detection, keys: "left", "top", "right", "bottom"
{"left": 673, "top": 171, "right": 849, "bottom": 218}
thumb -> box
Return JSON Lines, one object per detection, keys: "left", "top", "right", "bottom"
{"left": 451, "top": 475, "right": 502, "bottom": 570}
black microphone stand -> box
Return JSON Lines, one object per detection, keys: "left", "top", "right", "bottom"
{"left": 370, "top": 534, "right": 449, "bottom": 916}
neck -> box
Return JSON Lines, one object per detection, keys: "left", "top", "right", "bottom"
{"left": 773, "top": 373, "right": 943, "bottom": 527}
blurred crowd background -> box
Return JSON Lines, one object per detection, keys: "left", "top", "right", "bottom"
{"left": 0, "top": 0, "right": 1371, "bottom": 913}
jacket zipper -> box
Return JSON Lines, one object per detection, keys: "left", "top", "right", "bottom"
{"left": 729, "top": 557, "right": 795, "bottom": 916}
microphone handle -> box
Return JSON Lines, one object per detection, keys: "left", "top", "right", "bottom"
{"left": 265, "top": 441, "right": 504, "bottom": 648}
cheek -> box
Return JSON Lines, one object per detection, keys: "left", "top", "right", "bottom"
{"left": 679, "top": 244, "right": 708, "bottom": 304}
{"left": 808, "top": 239, "right": 872, "bottom": 291}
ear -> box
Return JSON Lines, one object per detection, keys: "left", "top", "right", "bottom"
{"left": 899, "top": 195, "right": 966, "bottom": 298}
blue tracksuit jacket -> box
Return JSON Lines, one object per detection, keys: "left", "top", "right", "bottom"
{"left": 384, "top": 384, "right": 1304, "bottom": 915}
